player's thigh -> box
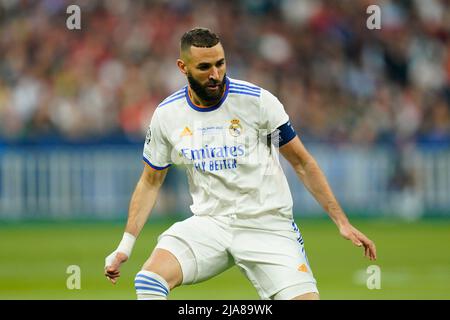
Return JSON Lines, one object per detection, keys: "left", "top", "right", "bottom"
{"left": 154, "top": 215, "right": 234, "bottom": 285}
{"left": 142, "top": 247, "right": 183, "bottom": 290}
{"left": 231, "top": 227, "right": 319, "bottom": 300}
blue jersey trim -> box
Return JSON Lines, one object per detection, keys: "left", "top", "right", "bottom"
{"left": 162, "top": 90, "right": 185, "bottom": 102}
{"left": 291, "top": 220, "right": 310, "bottom": 267}
{"left": 185, "top": 77, "right": 230, "bottom": 112}
{"left": 228, "top": 90, "right": 261, "bottom": 97}
{"left": 143, "top": 156, "right": 171, "bottom": 170}
{"left": 158, "top": 94, "right": 185, "bottom": 108}
{"left": 158, "top": 87, "right": 187, "bottom": 107}
{"left": 166, "top": 88, "right": 186, "bottom": 99}
{"left": 229, "top": 85, "right": 260, "bottom": 93}
{"left": 229, "top": 82, "right": 261, "bottom": 92}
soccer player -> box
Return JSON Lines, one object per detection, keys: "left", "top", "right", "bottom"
{"left": 104, "top": 28, "right": 377, "bottom": 300}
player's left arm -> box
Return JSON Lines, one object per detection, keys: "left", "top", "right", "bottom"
{"left": 280, "top": 136, "right": 377, "bottom": 260}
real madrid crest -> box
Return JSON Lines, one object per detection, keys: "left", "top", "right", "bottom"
{"left": 229, "top": 119, "right": 242, "bottom": 137}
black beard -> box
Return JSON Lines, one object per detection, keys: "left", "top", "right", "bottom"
{"left": 187, "top": 73, "right": 226, "bottom": 104}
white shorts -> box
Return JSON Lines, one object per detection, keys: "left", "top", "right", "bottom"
{"left": 155, "top": 214, "right": 318, "bottom": 300}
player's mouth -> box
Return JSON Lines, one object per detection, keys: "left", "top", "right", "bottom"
{"left": 206, "top": 84, "right": 219, "bottom": 91}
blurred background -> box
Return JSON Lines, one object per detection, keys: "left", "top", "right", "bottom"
{"left": 0, "top": 0, "right": 449, "bottom": 300}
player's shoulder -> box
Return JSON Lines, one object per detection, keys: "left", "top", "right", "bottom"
{"left": 227, "top": 77, "right": 264, "bottom": 99}
{"left": 227, "top": 77, "right": 276, "bottom": 101}
{"left": 157, "top": 86, "right": 188, "bottom": 111}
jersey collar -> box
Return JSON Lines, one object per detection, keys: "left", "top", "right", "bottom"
{"left": 185, "top": 77, "right": 230, "bottom": 112}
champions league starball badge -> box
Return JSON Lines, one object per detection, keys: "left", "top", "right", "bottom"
{"left": 145, "top": 127, "right": 152, "bottom": 144}
{"left": 229, "top": 119, "right": 242, "bottom": 137}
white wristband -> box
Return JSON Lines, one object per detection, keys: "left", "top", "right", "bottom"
{"left": 116, "top": 232, "right": 136, "bottom": 258}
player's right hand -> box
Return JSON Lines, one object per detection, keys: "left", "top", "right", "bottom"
{"left": 104, "top": 251, "right": 128, "bottom": 284}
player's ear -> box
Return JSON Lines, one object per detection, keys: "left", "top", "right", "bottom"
{"left": 177, "top": 59, "right": 188, "bottom": 75}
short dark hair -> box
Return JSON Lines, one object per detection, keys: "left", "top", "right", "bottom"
{"left": 180, "top": 28, "right": 220, "bottom": 52}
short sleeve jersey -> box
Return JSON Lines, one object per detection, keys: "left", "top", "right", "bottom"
{"left": 143, "top": 77, "right": 295, "bottom": 218}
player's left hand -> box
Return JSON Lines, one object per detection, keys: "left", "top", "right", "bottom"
{"left": 339, "top": 223, "right": 377, "bottom": 260}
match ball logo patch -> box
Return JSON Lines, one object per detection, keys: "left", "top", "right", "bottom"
{"left": 229, "top": 119, "right": 242, "bottom": 137}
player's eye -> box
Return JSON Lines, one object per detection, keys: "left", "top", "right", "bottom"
{"left": 197, "top": 64, "right": 210, "bottom": 71}
{"left": 216, "top": 60, "right": 225, "bottom": 67}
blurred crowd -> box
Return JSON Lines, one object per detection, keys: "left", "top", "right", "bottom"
{"left": 0, "top": 0, "right": 449, "bottom": 146}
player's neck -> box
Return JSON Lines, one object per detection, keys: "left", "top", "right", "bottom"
{"left": 188, "top": 86, "right": 221, "bottom": 108}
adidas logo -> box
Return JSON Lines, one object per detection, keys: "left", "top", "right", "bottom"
{"left": 180, "top": 127, "right": 193, "bottom": 137}
{"left": 298, "top": 264, "right": 308, "bottom": 273}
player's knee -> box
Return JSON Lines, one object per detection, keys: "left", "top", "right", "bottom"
{"left": 143, "top": 247, "right": 184, "bottom": 289}
{"left": 272, "top": 283, "right": 319, "bottom": 300}
{"left": 291, "top": 292, "right": 320, "bottom": 300}
{"left": 134, "top": 270, "right": 170, "bottom": 300}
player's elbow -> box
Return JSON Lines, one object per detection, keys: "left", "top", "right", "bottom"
{"left": 292, "top": 154, "right": 317, "bottom": 178}
{"left": 280, "top": 138, "right": 312, "bottom": 171}
{"left": 287, "top": 151, "right": 311, "bottom": 172}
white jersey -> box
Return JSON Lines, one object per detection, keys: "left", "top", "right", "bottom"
{"left": 143, "top": 76, "right": 294, "bottom": 222}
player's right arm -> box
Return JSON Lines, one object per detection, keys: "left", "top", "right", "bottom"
{"left": 104, "top": 164, "right": 168, "bottom": 284}
{"left": 105, "top": 105, "right": 173, "bottom": 284}
{"left": 104, "top": 165, "right": 168, "bottom": 284}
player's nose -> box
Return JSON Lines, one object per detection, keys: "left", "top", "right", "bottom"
{"left": 209, "top": 67, "right": 219, "bottom": 81}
